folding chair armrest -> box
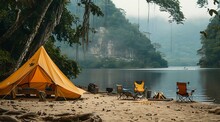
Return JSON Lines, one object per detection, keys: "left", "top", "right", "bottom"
{"left": 122, "top": 88, "right": 132, "bottom": 92}
{"left": 186, "top": 89, "right": 195, "bottom": 96}
{"left": 191, "top": 89, "right": 196, "bottom": 93}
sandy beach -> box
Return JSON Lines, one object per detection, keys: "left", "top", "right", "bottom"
{"left": 0, "top": 92, "right": 220, "bottom": 122}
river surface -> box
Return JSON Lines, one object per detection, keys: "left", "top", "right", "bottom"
{"left": 73, "top": 66, "right": 220, "bottom": 104}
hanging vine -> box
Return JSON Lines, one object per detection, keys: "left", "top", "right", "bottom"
{"left": 79, "top": 0, "right": 103, "bottom": 50}
{"left": 81, "top": 0, "right": 90, "bottom": 49}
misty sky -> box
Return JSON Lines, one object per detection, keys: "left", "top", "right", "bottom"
{"left": 110, "top": 0, "right": 216, "bottom": 41}
{"left": 111, "top": 0, "right": 215, "bottom": 35}
{"left": 110, "top": 0, "right": 218, "bottom": 66}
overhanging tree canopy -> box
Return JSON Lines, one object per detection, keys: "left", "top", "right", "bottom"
{"left": 0, "top": 0, "right": 189, "bottom": 78}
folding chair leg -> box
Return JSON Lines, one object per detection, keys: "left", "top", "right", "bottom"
{"left": 188, "top": 96, "right": 193, "bottom": 102}
{"left": 117, "top": 93, "right": 123, "bottom": 99}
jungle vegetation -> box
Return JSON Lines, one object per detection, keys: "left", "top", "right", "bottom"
{"left": 197, "top": 0, "right": 220, "bottom": 67}
{"left": 0, "top": 0, "right": 214, "bottom": 80}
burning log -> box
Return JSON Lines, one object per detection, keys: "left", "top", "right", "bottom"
{"left": 153, "top": 92, "right": 167, "bottom": 99}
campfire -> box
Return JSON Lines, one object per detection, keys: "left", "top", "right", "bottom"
{"left": 153, "top": 92, "right": 167, "bottom": 99}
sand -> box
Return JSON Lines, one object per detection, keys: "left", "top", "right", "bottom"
{"left": 0, "top": 92, "right": 220, "bottom": 122}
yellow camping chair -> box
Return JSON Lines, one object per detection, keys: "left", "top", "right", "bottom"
{"left": 134, "top": 81, "right": 145, "bottom": 98}
{"left": 176, "top": 82, "right": 195, "bottom": 102}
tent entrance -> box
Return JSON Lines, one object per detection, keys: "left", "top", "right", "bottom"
{"left": 16, "top": 66, "right": 56, "bottom": 98}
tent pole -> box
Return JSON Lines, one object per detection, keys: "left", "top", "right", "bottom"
{"left": 59, "top": 90, "right": 67, "bottom": 101}
{"left": 56, "top": 86, "right": 67, "bottom": 101}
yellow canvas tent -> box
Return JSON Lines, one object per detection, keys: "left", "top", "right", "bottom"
{"left": 0, "top": 46, "right": 85, "bottom": 99}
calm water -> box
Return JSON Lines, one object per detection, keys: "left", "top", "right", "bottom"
{"left": 73, "top": 67, "right": 220, "bottom": 104}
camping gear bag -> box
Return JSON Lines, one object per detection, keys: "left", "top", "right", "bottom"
{"left": 88, "top": 83, "right": 99, "bottom": 94}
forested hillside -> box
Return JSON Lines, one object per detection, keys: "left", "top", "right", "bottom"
{"left": 63, "top": 0, "right": 168, "bottom": 68}
{"left": 0, "top": 0, "right": 186, "bottom": 79}
{"left": 198, "top": 11, "right": 220, "bottom": 67}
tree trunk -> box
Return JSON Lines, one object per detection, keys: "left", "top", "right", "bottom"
{"left": 13, "top": 0, "right": 53, "bottom": 72}
{"left": 28, "top": 1, "right": 65, "bottom": 58}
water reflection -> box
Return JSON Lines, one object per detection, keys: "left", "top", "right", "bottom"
{"left": 73, "top": 67, "right": 220, "bottom": 104}
{"left": 199, "top": 69, "right": 220, "bottom": 103}
{"left": 74, "top": 69, "right": 163, "bottom": 92}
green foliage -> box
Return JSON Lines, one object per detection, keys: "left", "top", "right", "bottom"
{"left": 152, "top": 0, "right": 185, "bottom": 24}
{"left": 45, "top": 40, "right": 81, "bottom": 78}
{"left": 54, "top": 7, "right": 79, "bottom": 46}
{"left": 1, "top": 0, "right": 189, "bottom": 78}
{"left": 0, "top": 49, "right": 15, "bottom": 78}
{"left": 197, "top": 0, "right": 208, "bottom": 7}
{"left": 73, "top": 0, "right": 168, "bottom": 68}
{"left": 0, "top": 0, "right": 89, "bottom": 78}
{"left": 198, "top": 12, "right": 220, "bottom": 67}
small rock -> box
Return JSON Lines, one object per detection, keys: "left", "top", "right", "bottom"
{"left": 216, "top": 110, "right": 220, "bottom": 115}
{"left": 106, "top": 110, "right": 111, "bottom": 112}
{"left": 175, "top": 109, "right": 181, "bottom": 111}
{"left": 71, "top": 109, "right": 75, "bottom": 111}
{"left": 37, "top": 111, "right": 41, "bottom": 115}
{"left": 146, "top": 113, "right": 152, "bottom": 116}
{"left": 49, "top": 104, "right": 53, "bottom": 108}
{"left": 10, "top": 101, "right": 15, "bottom": 104}
{"left": 42, "top": 112, "right": 47, "bottom": 116}
{"left": 171, "top": 118, "right": 176, "bottom": 121}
